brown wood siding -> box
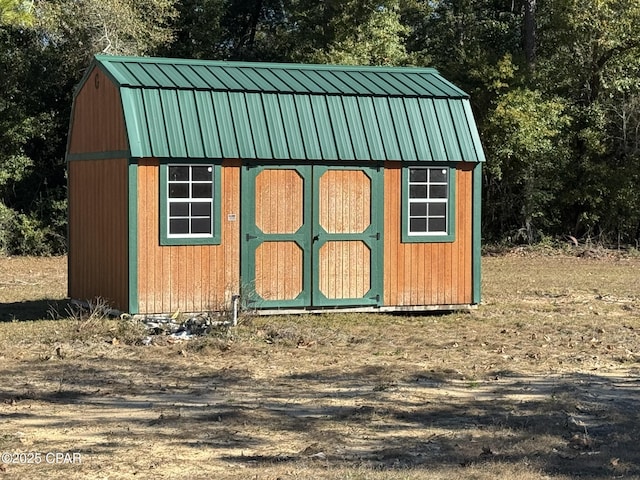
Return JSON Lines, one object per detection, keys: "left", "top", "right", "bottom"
{"left": 317, "top": 169, "right": 373, "bottom": 300}
{"left": 136, "top": 159, "right": 240, "bottom": 314}
{"left": 383, "top": 162, "right": 473, "bottom": 306}
{"left": 253, "top": 169, "right": 304, "bottom": 301}
{"left": 68, "top": 67, "right": 128, "bottom": 155}
{"left": 255, "top": 241, "right": 303, "bottom": 300}
{"left": 318, "top": 241, "right": 370, "bottom": 299}
{"left": 319, "top": 170, "right": 370, "bottom": 233}
{"left": 255, "top": 169, "right": 304, "bottom": 234}
{"left": 68, "top": 159, "right": 129, "bottom": 310}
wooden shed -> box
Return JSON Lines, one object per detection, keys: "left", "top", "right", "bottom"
{"left": 67, "top": 55, "right": 485, "bottom": 315}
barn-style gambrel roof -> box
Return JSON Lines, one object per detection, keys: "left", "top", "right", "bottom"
{"left": 87, "top": 55, "right": 485, "bottom": 163}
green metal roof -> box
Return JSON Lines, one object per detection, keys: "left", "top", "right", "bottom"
{"left": 90, "top": 55, "right": 485, "bottom": 162}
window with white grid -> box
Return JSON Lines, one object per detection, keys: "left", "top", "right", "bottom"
{"left": 166, "top": 164, "right": 214, "bottom": 238}
{"left": 407, "top": 167, "right": 449, "bottom": 235}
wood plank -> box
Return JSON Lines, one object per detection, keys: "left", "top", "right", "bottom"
{"left": 184, "top": 243, "right": 193, "bottom": 311}
{"left": 136, "top": 160, "right": 147, "bottom": 312}
{"left": 198, "top": 244, "right": 210, "bottom": 309}
{"left": 441, "top": 241, "right": 448, "bottom": 304}
{"left": 134, "top": 160, "right": 242, "bottom": 314}
{"left": 320, "top": 170, "right": 370, "bottom": 233}
{"left": 148, "top": 160, "right": 159, "bottom": 313}
{"left": 418, "top": 243, "right": 427, "bottom": 305}
{"left": 165, "top": 245, "right": 173, "bottom": 313}
{"left": 255, "top": 241, "right": 302, "bottom": 300}
{"left": 69, "top": 68, "right": 128, "bottom": 154}
{"left": 382, "top": 163, "right": 475, "bottom": 307}
{"left": 462, "top": 165, "right": 473, "bottom": 303}
{"left": 137, "top": 162, "right": 147, "bottom": 313}
{"left": 319, "top": 241, "right": 369, "bottom": 299}
{"left": 457, "top": 166, "right": 466, "bottom": 302}
{"left": 223, "top": 161, "right": 241, "bottom": 308}
{"left": 193, "top": 245, "right": 202, "bottom": 310}
{"left": 68, "top": 158, "right": 128, "bottom": 311}
{"left": 256, "top": 169, "right": 303, "bottom": 234}
{"left": 221, "top": 162, "right": 231, "bottom": 306}
{"left": 179, "top": 245, "right": 188, "bottom": 311}
{"left": 383, "top": 163, "right": 399, "bottom": 305}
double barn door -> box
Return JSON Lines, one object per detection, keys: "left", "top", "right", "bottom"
{"left": 241, "top": 165, "right": 383, "bottom": 309}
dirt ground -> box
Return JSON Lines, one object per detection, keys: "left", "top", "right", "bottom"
{"left": 0, "top": 252, "right": 639, "bottom": 479}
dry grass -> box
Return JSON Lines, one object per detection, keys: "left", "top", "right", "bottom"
{"left": 0, "top": 253, "right": 639, "bottom": 479}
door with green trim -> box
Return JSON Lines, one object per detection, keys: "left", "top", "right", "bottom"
{"left": 242, "top": 164, "right": 382, "bottom": 309}
{"left": 311, "top": 166, "right": 383, "bottom": 306}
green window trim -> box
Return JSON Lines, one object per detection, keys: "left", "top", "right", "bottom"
{"left": 159, "top": 161, "right": 222, "bottom": 246}
{"left": 401, "top": 165, "right": 456, "bottom": 243}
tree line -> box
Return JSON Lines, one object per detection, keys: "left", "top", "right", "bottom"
{"left": 1, "top": 0, "right": 639, "bottom": 255}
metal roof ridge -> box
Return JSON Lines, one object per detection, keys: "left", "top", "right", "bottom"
{"left": 93, "top": 54, "right": 442, "bottom": 75}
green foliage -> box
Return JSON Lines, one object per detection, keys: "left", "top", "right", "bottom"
{"left": 530, "top": 0, "right": 640, "bottom": 244}
{"left": 486, "top": 89, "right": 569, "bottom": 178}
{"left": 306, "top": 1, "right": 411, "bottom": 66}
{"left": 0, "top": 25, "right": 69, "bottom": 255}
{"left": 12, "top": 212, "right": 54, "bottom": 255}
{"left": 483, "top": 88, "right": 571, "bottom": 242}
{"left": 158, "top": 0, "right": 225, "bottom": 59}
{"left": 0, "top": 0, "right": 33, "bottom": 26}
{"left": 0, "top": 0, "right": 178, "bottom": 255}
{"left": 165, "top": 0, "right": 411, "bottom": 66}
{"left": 38, "top": 0, "right": 177, "bottom": 56}
{"left": 0, "top": 201, "right": 65, "bottom": 255}
{"left": 538, "top": 0, "right": 640, "bottom": 105}
{"left": 0, "top": 201, "right": 14, "bottom": 254}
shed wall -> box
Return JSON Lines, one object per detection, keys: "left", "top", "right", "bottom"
{"left": 68, "top": 67, "right": 128, "bottom": 155}
{"left": 383, "top": 162, "right": 473, "bottom": 306}
{"left": 136, "top": 159, "right": 241, "bottom": 314}
{"left": 68, "top": 158, "right": 129, "bottom": 310}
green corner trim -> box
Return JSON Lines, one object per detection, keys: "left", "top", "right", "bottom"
{"left": 401, "top": 163, "right": 456, "bottom": 243}
{"left": 159, "top": 161, "right": 222, "bottom": 246}
{"left": 472, "top": 163, "right": 482, "bottom": 304}
{"left": 128, "top": 160, "right": 139, "bottom": 314}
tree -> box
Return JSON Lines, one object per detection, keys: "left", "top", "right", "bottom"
{"left": 483, "top": 87, "right": 570, "bottom": 242}
{"left": 164, "top": 0, "right": 412, "bottom": 66}
{"left": 37, "top": 0, "right": 177, "bottom": 58}
{"left": 0, "top": 0, "right": 179, "bottom": 254}
{"left": 522, "top": 0, "right": 535, "bottom": 68}
{"left": 534, "top": 0, "right": 640, "bottom": 243}
{"left": 158, "top": 0, "right": 225, "bottom": 59}
{"left": 0, "top": 0, "right": 34, "bottom": 26}
{"left": 538, "top": 0, "right": 640, "bottom": 105}
{"left": 304, "top": 0, "right": 411, "bottom": 66}
{"left": 0, "top": 25, "right": 66, "bottom": 254}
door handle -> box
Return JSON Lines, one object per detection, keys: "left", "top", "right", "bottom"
{"left": 312, "top": 234, "right": 320, "bottom": 243}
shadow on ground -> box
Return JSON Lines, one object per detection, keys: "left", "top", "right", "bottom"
{"left": 0, "top": 299, "right": 71, "bottom": 322}
{"left": 1, "top": 351, "right": 639, "bottom": 478}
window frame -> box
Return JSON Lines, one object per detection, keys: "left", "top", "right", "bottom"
{"left": 401, "top": 165, "right": 456, "bottom": 243}
{"left": 159, "top": 161, "right": 221, "bottom": 246}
